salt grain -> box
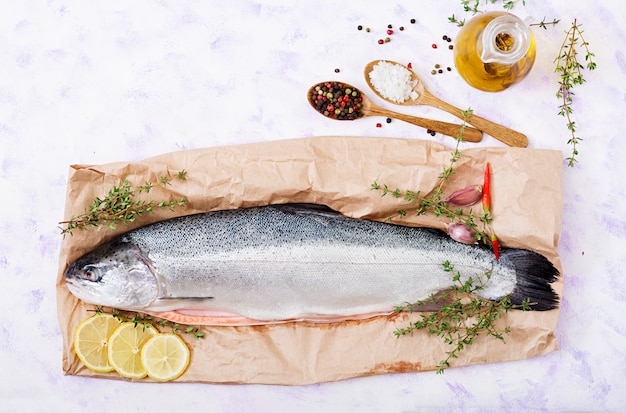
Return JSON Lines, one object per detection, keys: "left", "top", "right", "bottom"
{"left": 368, "top": 61, "right": 419, "bottom": 103}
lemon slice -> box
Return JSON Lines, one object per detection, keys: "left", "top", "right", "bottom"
{"left": 141, "top": 333, "right": 191, "bottom": 382}
{"left": 73, "top": 313, "right": 121, "bottom": 373}
{"left": 107, "top": 322, "right": 158, "bottom": 379}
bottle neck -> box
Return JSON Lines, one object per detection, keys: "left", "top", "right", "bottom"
{"left": 480, "top": 14, "right": 531, "bottom": 64}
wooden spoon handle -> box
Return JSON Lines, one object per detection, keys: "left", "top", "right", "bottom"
{"left": 363, "top": 106, "right": 483, "bottom": 142}
{"left": 420, "top": 93, "right": 528, "bottom": 147}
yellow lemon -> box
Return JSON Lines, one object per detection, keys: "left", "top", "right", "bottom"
{"left": 73, "top": 313, "right": 121, "bottom": 373}
{"left": 107, "top": 322, "right": 158, "bottom": 379}
{"left": 141, "top": 333, "right": 191, "bottom": 382}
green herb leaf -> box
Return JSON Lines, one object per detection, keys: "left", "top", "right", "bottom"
{"left": 394, "top": 263, "right": 533, "bottom": 373}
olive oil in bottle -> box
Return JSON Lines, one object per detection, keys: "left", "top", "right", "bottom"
{"left": 454, "top": 11, "right": 536, "bottom": 92}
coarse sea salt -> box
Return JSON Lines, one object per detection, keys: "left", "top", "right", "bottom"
{"left": 368, "top": 61, "right": 419, "bottom": 103}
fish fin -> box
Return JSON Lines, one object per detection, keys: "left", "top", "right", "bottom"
{"left": 404, "top": 289, "right": 454, "bottom": 312}
{"left": 503, "top": 249, "right": 560, "bottom": 311}
{"left": 271, "top": 203, "right": 341, "bottom": 218}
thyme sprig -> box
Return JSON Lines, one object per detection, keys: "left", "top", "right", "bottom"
{"left": 529, "top": 18, "right": 560, "bottom": 30}
{"left": 448, "top": 0, "right": 527, "bottom": 26}
{"left": 394, "top": 261, "right": 532, "bottom": 374}
{"left": 59, "top": 170, "right": 188, "bottom": 236}
{"left": 555, "top": 19, "right": 596, "bottom": 167}
{"left": 91, "top": 306, "right": 205, "bottom": 340}
{"left": 371, "top": 108, "right": 493, "bottom": 245}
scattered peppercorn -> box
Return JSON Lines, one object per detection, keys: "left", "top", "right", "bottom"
{"left": 334, "top": 68, "right": 340, "bottom": 73}
{"left": 449, "top": 45, "right": 454, "bottom": 50}
{"left": 438, "top": 69, "right": 443, "bottom": 73}
{"left": 386, "top": 118, "right": 392, "bottom": 123}
{"left": 432, "top": 44, "right": 437, "bottom": 49}
{"left": 447, "top": 67, "right": 452, "bottom": 71}
{"left": 410, "top": 18, "right": 416, "bottom": 24}
{"left": 443, "top": 35, "right": 449, "bottom": 41}
{"left": 385, "top": 37, "right": 391, "bottom": 43}
{"left": 366, "top": 27, "right": 371, "bottom": 32}
{"left": 399, "top": 26, "right": 404, "bottom": 31}
{"left": 387, "top": 24, "right": 392, "bottom": 29}
{"left": 446, "top": 37, "right": 452, "bottom": 43}
{"left": 378, "top": 39, "right": 384, "bottom": 45}
{"left": 357, "top": 25, "right": 363, "bottom": 31}
{"left": 387, "top": 29, "right": 394, "bottom": 35}
{"left": 407, "top": 62, "right": 412, "bottom": 69}
{"left": 309, "top": 82, "right": 364, "bottom": 121}
{"left": 431, "top": 70, "right": 436, "bottom": 75}
{"left": 435, "top": 63, "right": 441, "bottom": 69}
{"left": 376, "top": 123, "right": 382, "bottom": 128}
{"left": 426, "top": 129, "right": 436, "bottom": 136}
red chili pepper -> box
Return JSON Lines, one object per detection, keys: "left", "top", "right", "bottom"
{"left": 482, "top": 162, "right": 491, "bottom": 214}
{"left": 491, "top": 232, "right": 500, "bottom": 261}
{"left": 482, "top": 162, "right": 499, "bottom": 260}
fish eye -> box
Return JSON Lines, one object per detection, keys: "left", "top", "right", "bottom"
{"left": 82, "top": 265, "right": 102, "bottom": 282}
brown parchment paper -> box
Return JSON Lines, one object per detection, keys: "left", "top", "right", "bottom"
{"left": 56, "top": 136, "right": 563, "bottom": 384}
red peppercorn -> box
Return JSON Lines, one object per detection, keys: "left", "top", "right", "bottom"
{"left": 407, "top": 62, "right": 412, "bottom": 69}
{"left": 327, "top": 105, "right": 334, "bottom": 112}
{"left": 378, "top": 39, "right": 384, "bottom": 45}
{"left": 432, "top": 44, "right": 437, "bottom": 49}
{"left": 376, "top": 123, "right": 382, "bottom": 128}
{"left": 340, "top": 101, "right": 346, "bottom": 108}
{"left": 387, "top": 29, "right": 394, "bottom": 35}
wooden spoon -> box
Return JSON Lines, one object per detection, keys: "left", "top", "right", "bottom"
{"left": 364, "top": 60, "right": 528, "bottom": 147}
{"left": 307, "top": 81, "right": 482, "bottom": 143}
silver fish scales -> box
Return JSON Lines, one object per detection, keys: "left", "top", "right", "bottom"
{"left": 64, "top": 204, "right": 558, "bottom": 325}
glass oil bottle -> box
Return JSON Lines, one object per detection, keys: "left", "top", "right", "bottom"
{"left": 453, "top": 11, "right": 536, "bottom": 92}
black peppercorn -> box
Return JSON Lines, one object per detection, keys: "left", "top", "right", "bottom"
{"left": 410, "top": 18, "right": 416, "bottom": 24}
{"left": 357, "top": 25, "right": 363, "bottom": 30}
{"left": 386, "top": 118, "right": 392, "bottom": 124}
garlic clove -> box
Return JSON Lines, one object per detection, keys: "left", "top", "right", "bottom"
{"left": 445, "top": 185, "right": 482, "bottom": 206}
{"left": 447, "top": 222, "right": 477, "bottom": 244}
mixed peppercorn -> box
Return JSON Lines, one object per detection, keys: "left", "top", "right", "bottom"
{"left": 309, "top": 82, "right": 365, "bottom": 120}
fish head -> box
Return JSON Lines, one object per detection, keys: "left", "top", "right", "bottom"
{"left": 64, "top": 237, "right": 158, "bottom": 310}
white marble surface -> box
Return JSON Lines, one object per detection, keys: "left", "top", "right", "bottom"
{"left": 1, "top": 1, "right": 625, "bottom": 411}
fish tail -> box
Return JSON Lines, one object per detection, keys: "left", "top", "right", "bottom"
{"left": 503, "top": 249, "right": 560, "bottom": 311}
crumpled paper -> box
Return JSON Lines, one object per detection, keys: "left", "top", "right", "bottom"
{"left": 56, "top": 136, "right": 563, "bottom": 384}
